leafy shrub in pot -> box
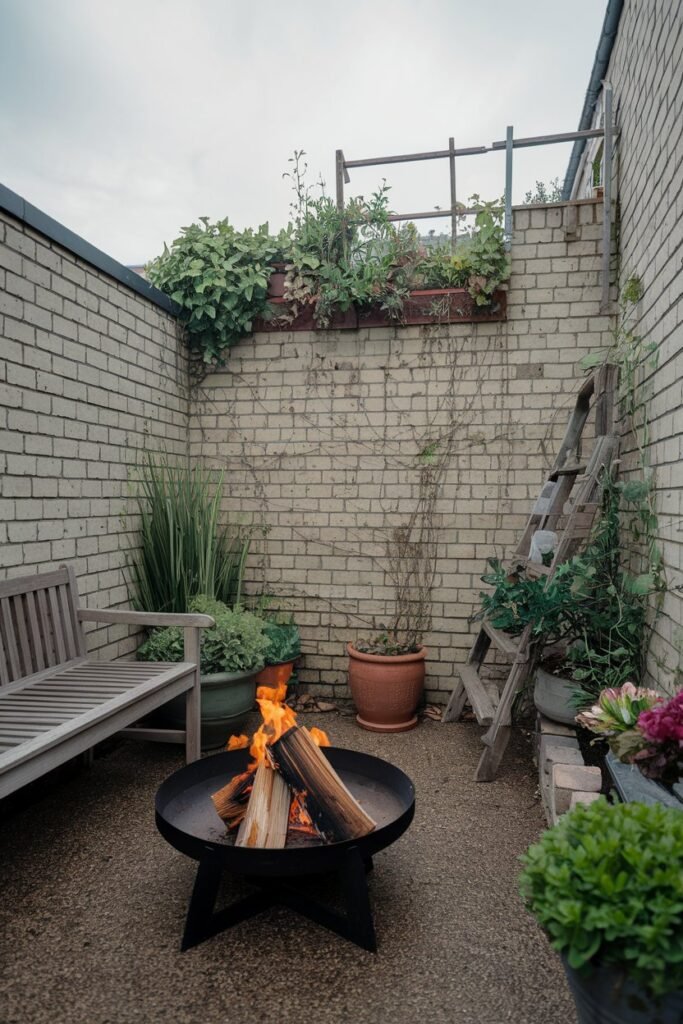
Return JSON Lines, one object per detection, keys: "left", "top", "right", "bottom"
{"left": 520, "top": 798, "right": 683, "bottom": 1022}
{"left": 137, "top": 597, "right": 270, "bottom": 746}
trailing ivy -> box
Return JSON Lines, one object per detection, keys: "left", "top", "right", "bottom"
{"left": 148, "top": 152, "right": 511, "bottom": 372}
{"left": 147, "top": 219, "right": 291, "bottom": 371}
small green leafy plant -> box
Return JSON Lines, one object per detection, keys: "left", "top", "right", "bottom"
{"left": 354, "top": 632, "right": 421, "bottom": 657}
{"left": 261, "top": 617, "right": 301, "bottom": 665}
{"left": 520, "top": 798, "right": 683, "bottom": 998}
{"left": 137, "top": 596, "right": 270, "bottom": 674}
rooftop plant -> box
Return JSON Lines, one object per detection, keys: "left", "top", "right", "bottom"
{"left": 149, "top": 151, "right": 511, "bottom": 371}
{"left": 147, "top": 219, "right": 291, "bottom": 371}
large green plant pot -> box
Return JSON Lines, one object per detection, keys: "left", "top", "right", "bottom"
{"left": 563, "top": 958, "right": 683, "bottom": 1023}
{"left": 158, "top": 670, "right": 258, "bottom": 750}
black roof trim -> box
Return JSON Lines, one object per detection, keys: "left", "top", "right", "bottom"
{"left": 0, "top": 182, "right": 179, "bottom": 316}
{"left": 562, "top": 0, "right": 624, "bottom": 200}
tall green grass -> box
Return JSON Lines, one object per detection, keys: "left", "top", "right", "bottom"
{"left": 129, "top": 456, "right": 252, "bottom": 613}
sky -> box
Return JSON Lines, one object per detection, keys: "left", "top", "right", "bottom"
{"left": 0, "top": 0, "right": 607, "bottom": 266}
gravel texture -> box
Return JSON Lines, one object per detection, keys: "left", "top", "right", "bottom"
{"left": 0, "top": 714, "right": 575, "bottom": 1024}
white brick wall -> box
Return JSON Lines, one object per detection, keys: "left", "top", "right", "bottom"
{"left": 600, "top": 1, "right": 683, "bottom": 694}
{"left": 0, "top": 210, "right": 189, "bottom": 661}
{"left": 190, "top": 202, "right": 613, "bottom": 702}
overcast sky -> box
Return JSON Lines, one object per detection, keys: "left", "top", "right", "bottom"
{"left": 0, "top": 1, "right": 606, "bottom": 266}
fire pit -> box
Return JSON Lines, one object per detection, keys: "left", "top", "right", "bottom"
{"left": 156, "top": 747, "right": 415, "bottom": 951}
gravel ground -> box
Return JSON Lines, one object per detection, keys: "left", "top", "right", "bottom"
{"left": 0, "top": 714, "right": 575, "bottom": 1024}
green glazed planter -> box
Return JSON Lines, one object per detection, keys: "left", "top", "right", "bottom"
{"left": 158, "top": 669, "right": 259, "bottom": 750}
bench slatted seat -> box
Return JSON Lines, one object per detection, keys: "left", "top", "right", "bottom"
{"left": 0, "top": 565, "right": 214, "bottom": 801}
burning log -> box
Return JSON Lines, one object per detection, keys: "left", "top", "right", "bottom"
{"left": 236, "top": 760, "right": 291, "bottom": 849}
{"left": 272, "top": 725, "right": 376, "bottom": 843}
{"left": 211, "top": 769, "right": 254, "bottom": 825}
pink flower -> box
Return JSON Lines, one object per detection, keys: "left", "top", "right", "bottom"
{"left": 638, "top": 691, "right": 683, "bottom": 746}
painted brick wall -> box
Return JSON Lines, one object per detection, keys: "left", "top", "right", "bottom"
{"left": 190, "top": 201, "right": 613, "bottom": 702}
{"left": 0, "top": 210, "right": 189, "bottom": 660}
{"left": 603, "top": 2, "right": 683, "bottom": 694}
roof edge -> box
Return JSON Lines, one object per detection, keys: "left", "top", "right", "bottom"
{"left": 562, "top": 0, "right": 624, "bottom": 200}
{"left": 0, "top": 182, "right": 179, "bottom": 316}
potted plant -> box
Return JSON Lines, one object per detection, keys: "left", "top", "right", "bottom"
{"left": 254, "top": 615, "right": 301, "bottom": 689}
{"left": 578, "top": 683, "right": 683, "bottom": 797}
{"left": 520, "top": 798, "right": 683, "bottom": 1023}
{"left": 475, "top": 474, "right": 657, "bottom": 725}
{"left": 137, "top": 596, "right": 271, "bottom": 748}
{"left": 347, "top": 632, "right": 426, "bottom": 733}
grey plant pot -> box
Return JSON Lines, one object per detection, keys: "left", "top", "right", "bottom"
{"left": 534, "top": 666, "right": 578, "bottom": 726}
{"left": 158, "top": 669, "right": 259, "bottom": 750}
{"left": 563, "top": 958, "right": 683, "bottom": 1024}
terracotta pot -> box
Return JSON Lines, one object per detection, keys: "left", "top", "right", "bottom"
{"left": 358, "top": 289, "right": 507, "bottom": 329}
{"left": 254, "top": 660, "right": 295, "bottom": 688}
{"left": 347, "top": 643, "right": 426, "bottom": 733}
{"left": 258, "top": 299, "right": 358, "bottom": 332}
{"left": 267, "top": 270, "right": 287, "bottom": 299}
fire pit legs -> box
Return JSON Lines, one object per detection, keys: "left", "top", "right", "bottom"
{"left": 179, "top": 847, "right": 377, "bottom": 953}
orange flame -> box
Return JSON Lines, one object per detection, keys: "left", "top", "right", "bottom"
{"left": 227, "top": 734, "right": 249, "bottom": 751}
{"left": 309, "top": 726, "right": 330, "bottom": 747}
{"left": 288, "top": 790, "right": 315, "bottom": 832}
{"left": 226, "top": 686, "right": 330, "bottom": 770}
{"left": 256, "top": 680, "right": 288, "bottom": 704}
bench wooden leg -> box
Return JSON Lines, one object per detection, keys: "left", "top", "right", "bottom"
{"left": 185, "top": 679, "right": 201, "bottom": 763}
{"left": 183, "top": 627, "right": 202, "bottom": 763}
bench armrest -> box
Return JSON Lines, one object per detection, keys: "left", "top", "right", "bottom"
{"left": 78, "top": 609, "right": 215, "bottom": 629}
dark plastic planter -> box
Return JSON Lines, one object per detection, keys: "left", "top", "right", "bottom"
{"left": 563, "top": 958, "right": 683, "bottom": 1024}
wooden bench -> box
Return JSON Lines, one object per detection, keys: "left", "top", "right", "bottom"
{"left": 0, "top": 565, "right": 214, "bottom": 801}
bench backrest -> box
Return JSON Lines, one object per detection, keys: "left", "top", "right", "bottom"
{"left": 0, "top": 566, "right": 86, "bottom": 686}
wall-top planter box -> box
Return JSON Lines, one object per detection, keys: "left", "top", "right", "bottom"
{"left": 256, "top": 288, "right": 507, "bottom": 333}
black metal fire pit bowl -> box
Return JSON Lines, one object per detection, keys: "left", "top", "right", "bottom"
{"left": 155, "top": 747, "right": 415, "bottom": 952}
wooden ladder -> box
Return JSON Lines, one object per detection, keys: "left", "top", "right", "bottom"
{"left": 442, "top": 365, "right": 619, "bottom": 781}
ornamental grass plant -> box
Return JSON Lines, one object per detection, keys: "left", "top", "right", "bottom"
{"left": 129, "top": 455, "right": 251, "bottom": 614}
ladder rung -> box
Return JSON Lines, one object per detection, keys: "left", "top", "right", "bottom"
{"left": 457, "top": 664, "right": 497, "bottom": 725}
{"left": 552, "top": 463, "right": 587, "bottom": 477}
{"left": 524, "top": 561, "right": 552, "bottom": 578}
{"left": 481, "top": 620, "right": 521, "bottom": 656}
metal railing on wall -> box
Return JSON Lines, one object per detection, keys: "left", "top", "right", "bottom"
{"left": 335, "top": 84, "right": 616, "bottom": 311}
